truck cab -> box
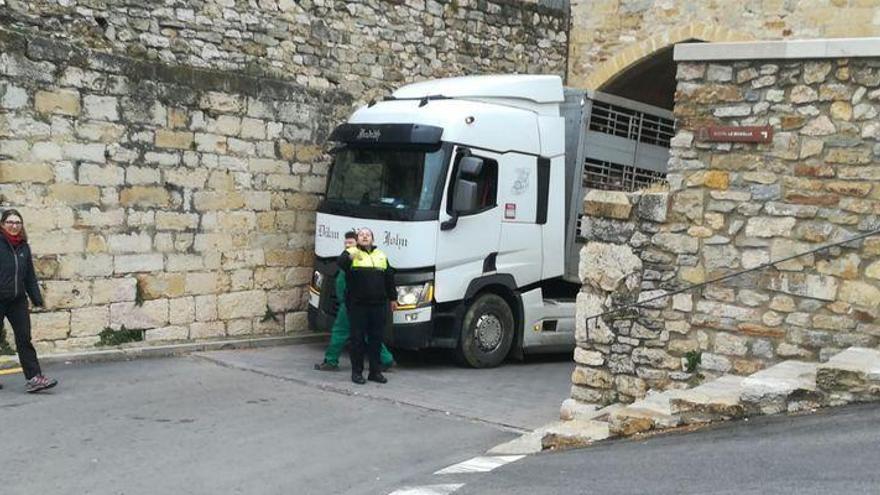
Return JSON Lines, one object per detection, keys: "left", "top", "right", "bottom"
{"left": 308, "top": 75, "right": 672, "bottom": 367}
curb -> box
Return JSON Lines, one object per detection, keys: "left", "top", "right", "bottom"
{"left": 0, "top": 333, "right": 329, "bottom": 370}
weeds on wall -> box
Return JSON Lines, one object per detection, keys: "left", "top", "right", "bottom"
{"left": 96, "top": 326, "right": 145, "bottom": 347}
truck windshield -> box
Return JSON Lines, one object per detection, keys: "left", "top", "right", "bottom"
{"left": 323, "top": 145, "right": 450, "bottom": 220}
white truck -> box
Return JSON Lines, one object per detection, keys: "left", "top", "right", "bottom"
{"left": 308, "top": 75, "right": 673, "bottom": 367}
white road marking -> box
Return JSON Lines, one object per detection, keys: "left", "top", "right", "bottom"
{"left": 433, "top": 455, "right": 526, "bottom": 475}
{"left": 388, "top": 483, "right": 465, "bottom": 495}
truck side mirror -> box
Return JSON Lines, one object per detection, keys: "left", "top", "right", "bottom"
{"left": 452, "top": 156, "right": 484, "bottom": 213}
{"left": 441, "top": 155, "right": 484, "bottom": 231}
{"left": 452, "top": 178, "right": 479, "bottom": 213}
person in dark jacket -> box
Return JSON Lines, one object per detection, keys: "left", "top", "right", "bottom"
{"left": 0, "top": 209, "right": 57, "bottom": 393}
{"left": 337, "top": 228, "right": 396, "bottom": 385}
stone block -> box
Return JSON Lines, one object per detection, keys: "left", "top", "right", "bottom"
{"left": 0, "top": 161, "right": 54, "bottom": 183}
{"left": 573, "top": 347, "right": 605, "bottom": 366}
{"left": 137, "top": 273, "right": 186, "bottom": 300}
{"left": 766, "top": 272, "right": 839, "bottom": 302}
{"left": 217, "top": 290, "right": 267, "bottom": 320}
{"left": 193, "top": 191, "right": 245, "bottom": 210}
{"left": 43, "top": 280, "right": 91, "bottom": 309}
{"left": 91, "top": 278, "right": 136, "bottom": 304}
{"left": 47, "top": 184, "right": 101, "bottom": 207}
{"left": 652, "top": 233, "right": 699, "bottom": 254}
{"left": 119, "top": 186, "right": 170, "bottom": 207}
{"left": 156, "top": 212, "right": 199, "bottom": 231}
{"left": 195, "top": 294, "right": 218, "bottom": 321}
{"left": 579, "top": 242, "right": 641, "bottom": 291}
{"left": 155, "top": 130, "right": 194, "bottom": 150}
{"left": 169, "top": 297, "right": 195, "bottom": 325}
{"left": 108, "top": 232, "right": 153, "bottom": 254}
{"left": 145, "top": 326, "right": 189, "bottom": 342}
{"left": 632, "top": 348, "right": 679, "bottom": 370}
{"left": 57, "top": 254, "right": 114, "bottom": 278}
{"left": 35, "top": 89, "right": 80, "bottom": 116}
{"left": 70, "top": 306, "right": 110, "bottom": 337}
{"left": 110, "top": 299, "right": 169, "bottom": 330}
{"left": 199, "top": 92, "right": 243, "bottom": 113}
{"left": 745, "top": 216, "right": 796, "bottom": 238}
{"left": 114, "top": 254, "right": 164, "bottom": 274}
{"left": 31, "top": 311, "right": 70, "bottom": 341}
{"left": 83, "top": 95, "right": 119, "bottom": 121}
{"left": 189, "top": 321, "right": 226, "bottom": 339}
{"left": 186, "top": 272, "right": 229, "bottom": 295}
{"left": 714, "top": 332, "right": 749, "bottom": 356}
{"left": 636, "top": 192, "right": 668, "bottom": 223}
{"left": 165, "top": 168, "right": 208, "bottom": 189}
{"left": 284, "top": 311, "right": 308, "bottom": 333}
{"left": 571, "top": 366, "right": 612, "bottom": 389}
{"left": 838, "top": 281, "right": 880, "bottom": 309}
{"left": 584, "top": 190, "right": 632, "bottom": 220}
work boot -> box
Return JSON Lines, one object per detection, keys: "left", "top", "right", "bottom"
{"left": 367, "top": 372, "right": 387, "bottom": 384}
{"left": 314, "top": 362, "right": 339, "bottom": 372}
{"left": 25, "top": 375, "right": 57, "bottom": 393}
{"left": 351, "top": 374, "right": 366, "bottom": 385}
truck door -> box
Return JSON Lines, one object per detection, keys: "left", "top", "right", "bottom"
{"left": 435, "top": 147, "right": 502, "bottom": 303}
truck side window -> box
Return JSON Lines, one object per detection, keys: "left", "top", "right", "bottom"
{"left": 473, "top": 158, "right": 498, "bottom": 210}
{"left": 448, "top": 152, "right": 498, "bottom": 216}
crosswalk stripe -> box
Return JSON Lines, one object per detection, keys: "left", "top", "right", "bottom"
{"left": 388, "top": 483, "right": 465, "bottom": 495}
{"left": 433, "top": 455, "right": 525, "bottom": 475}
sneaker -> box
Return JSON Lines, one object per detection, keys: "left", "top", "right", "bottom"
{"left": 25, "top": 375, "right": 57, "bottom": 393}
{"left": 367, "top": 372, "right": 387, "bottom": 384}
{"left": 351, "top": 374, "right": 366, "bottom": 385}
{"left": 314, "top": 362, "right": 339, "bottom": 372}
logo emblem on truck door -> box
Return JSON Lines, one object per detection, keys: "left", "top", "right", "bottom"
{"left": 512, "top": 168, "right": 530, "bottom": 195}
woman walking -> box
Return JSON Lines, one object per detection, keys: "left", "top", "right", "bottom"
{"left": 0, "top": 209, "right": 57, "bottom": 393}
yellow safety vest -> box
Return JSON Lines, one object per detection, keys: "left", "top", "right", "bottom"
{"left": 347, "top": 246, "right": 389, "bottom": 270}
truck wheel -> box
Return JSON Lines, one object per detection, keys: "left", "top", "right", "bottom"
{"left": 455, "top": 293, "right": 515, "bottom": 368}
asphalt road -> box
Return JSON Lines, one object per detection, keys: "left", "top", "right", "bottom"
{"left": 0, "top": 344, "right": 572, "bottom": 495}
{"left": 451, "top": 403, "right": 880, "bottom": 495}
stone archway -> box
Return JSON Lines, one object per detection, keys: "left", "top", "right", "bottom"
{"left": 580, "top": 22, "right": 754, "bottom": 94}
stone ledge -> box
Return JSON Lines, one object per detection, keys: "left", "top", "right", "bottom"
{"left": 675, "top": 37, "right": 880, "bottom": 62}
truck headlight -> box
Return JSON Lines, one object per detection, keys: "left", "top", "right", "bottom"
{"left": 310, "top": 270, "right": 324, "bottom": 293}
{"left": 396, "top": 282, "right": 433, "bottom": 309}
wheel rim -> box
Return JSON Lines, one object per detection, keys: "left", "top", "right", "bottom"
{"left": 474, "top": 313, "right": 503, "bottom": 352}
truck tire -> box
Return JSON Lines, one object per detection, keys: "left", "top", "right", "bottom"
{"left": 455, "top": 293, "right": 515, "bottom": 368}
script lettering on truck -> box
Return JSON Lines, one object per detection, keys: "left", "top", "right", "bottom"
{"left": 316, "top": 224, "right": 340, "bottom": 240}
{"left": 356, "top": 128, "right": 381, "bottom": 141}
{"left": 383, "top": 230, "right": 408, "bottom": 249}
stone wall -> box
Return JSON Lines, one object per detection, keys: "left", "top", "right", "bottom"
{"left": 572, "top": 57, "right": 880, "bottom": 405}
{"left": 1, "top": 0, "right": 568, "bottom": 102}
{"left": 0, "top": 0, "right": 568, "bottom": 354}
{"left": 569, "top": 0, "right": 880, "bottom": 91}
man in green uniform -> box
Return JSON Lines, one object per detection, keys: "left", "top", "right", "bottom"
{"left": 314, "top": 231, "right": 394, "bottom": 372}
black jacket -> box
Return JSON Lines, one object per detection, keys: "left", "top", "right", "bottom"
{"left": 0, "top": 237, "right": 43, "bottom": 305}
{"left": 337, "top": 246, "right": 395, "bottom": 305}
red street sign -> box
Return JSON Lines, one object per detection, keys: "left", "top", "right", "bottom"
{"left": 697, "top": 125, "right": 773, "bottom": 143}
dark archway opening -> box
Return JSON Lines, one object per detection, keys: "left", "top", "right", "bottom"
{"left": 597, "top": 42, "right": 696, "bottom": 111}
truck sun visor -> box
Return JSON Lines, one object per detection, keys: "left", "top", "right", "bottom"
{"left": 329, "top": 123, "right": 443, "bottom": 146}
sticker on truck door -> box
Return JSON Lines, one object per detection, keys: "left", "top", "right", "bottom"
{"left": 505, "top": 203, "right": 516, "bottom": 219}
